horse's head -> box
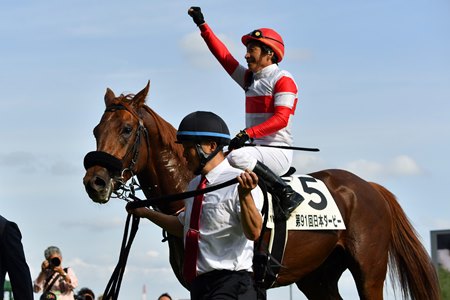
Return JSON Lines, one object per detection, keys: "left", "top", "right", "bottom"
{"left": 83, "top": 82, "right": 151, "bottom": 203}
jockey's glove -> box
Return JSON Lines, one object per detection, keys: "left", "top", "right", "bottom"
{"left": 188, "top": 7, "right": 205, "bottom": 26}
{"left": 229, "top": 130, "right": 251, "bottom": 150}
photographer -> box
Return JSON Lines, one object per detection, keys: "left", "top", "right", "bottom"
{"left": 34, "top": 246, "right": 78, "bottom": 300}
{"left": 75, "top": 287, "right": 95, "bottom": 300}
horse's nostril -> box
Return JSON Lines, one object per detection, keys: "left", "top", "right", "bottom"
{"left": 94, "top": 176, "right": 106, "bottom": 188}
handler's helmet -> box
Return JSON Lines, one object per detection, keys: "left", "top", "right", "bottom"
{"left": 241, "top": 28, "right": 285, "bottom": 62}
{"left": 176, "top": 111, "right": 231, "bottom": 146}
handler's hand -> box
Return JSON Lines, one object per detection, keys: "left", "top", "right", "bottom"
{"left": 126, "top": 203, "right": 150, "bottom": 219}
{"left": 188, "top": 6, "right": 205, "bottom": 26}
{"left": 237, "top": 169, "right": 258, "bottom": 196}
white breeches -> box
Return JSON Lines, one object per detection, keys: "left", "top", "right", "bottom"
{"left": 227, "top": 146, "right": 293, "bottom": 176}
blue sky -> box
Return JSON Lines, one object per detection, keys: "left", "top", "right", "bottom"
{"left": 1, "top": 0, "right": 449, "bottom": 299}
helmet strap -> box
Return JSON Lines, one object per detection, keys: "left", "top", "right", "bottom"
{"left": 194, "top": 143, "right": 223, "bottom": 175}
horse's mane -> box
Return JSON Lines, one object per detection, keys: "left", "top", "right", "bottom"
{"left": 143, "top": 106, "right": 178, "bottom": 147}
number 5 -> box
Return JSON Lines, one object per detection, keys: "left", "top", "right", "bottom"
{"left": 298, "top": 176, "right": 327, "bottom": 210}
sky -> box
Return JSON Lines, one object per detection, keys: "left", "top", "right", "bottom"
{"left": 1, "top": 0, "right": 449, "bottom": 299}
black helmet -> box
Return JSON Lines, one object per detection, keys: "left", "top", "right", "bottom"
{"left": 176, "top": 111, "right": 230, "bottom": 146}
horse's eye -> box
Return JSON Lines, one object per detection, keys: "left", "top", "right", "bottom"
{"left": 122, "top": 125, "right": 133, "bottom": 136}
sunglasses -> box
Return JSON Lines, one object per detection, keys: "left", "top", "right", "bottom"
{"left": 248, "top": 30, "right": 284, "bottom": 46}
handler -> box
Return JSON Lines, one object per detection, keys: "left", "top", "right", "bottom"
{"left": 127, "top": 111, "right": 263, "bottom": 300}
{"left": 188, "top": 7, "right": 303, "bottom": 220}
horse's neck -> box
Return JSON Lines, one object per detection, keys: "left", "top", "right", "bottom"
{"left": 137, "top": 107, "right": 192, "bottom": 212}
{"left": 137, "top": 147, "right": 191, "bottom": 197}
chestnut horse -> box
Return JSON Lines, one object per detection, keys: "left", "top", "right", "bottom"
{"left": 83, "top": 82, "right": 439, "bottom": 300}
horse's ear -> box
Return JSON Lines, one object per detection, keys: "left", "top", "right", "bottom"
{"left": 132, "top": 81, "right": 150, "bottom": 107}
{"left": 104, "top": 88, "right": 116, "bottom": 107}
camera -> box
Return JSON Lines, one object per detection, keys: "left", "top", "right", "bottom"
{"left": 49, "top": 257, "right": 61, "bottom": 267}
{"left": 74, "top": 295, "right": 94, "bottom": 300}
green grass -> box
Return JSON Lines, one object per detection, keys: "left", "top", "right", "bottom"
{"left": 439, "top": 267, "right": 450, "bottom": 300}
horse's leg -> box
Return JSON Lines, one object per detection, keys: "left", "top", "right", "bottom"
{"left": 314, "top": 170, "right": 391, "bottom": 300}
{"left": 344, "top": 245, "right": 388, "bottom": 300}
{"left": 342, "top": 195, "right": 391, "bottom": 300}
{"left": 271, "top": 230, "right": 342, "bottom": 299}
{"left": 295, "top": 247, "right": 347, "bottom": 300}
{"left": 167, "top": 235, "right": 190, "bottom": 290}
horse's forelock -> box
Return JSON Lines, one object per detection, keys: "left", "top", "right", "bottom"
{"left": 118, "top": 93, "right": 136, "bottom": 104}
{"left": 104, "top": 93, "right": 142, "bottom": 112}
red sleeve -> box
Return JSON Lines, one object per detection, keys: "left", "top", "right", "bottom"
{"left": 246, "top": 106, "right": 291, "bottom": 138}
{"left": 200, "top": 24, "right": 239, "bottom": 75}
{"left": 274, "top": 76, "right": 297, "bottom": 95}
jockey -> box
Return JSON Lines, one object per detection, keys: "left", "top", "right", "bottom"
{"left": 188, "top": 7, "right": 303, "bottom": 220}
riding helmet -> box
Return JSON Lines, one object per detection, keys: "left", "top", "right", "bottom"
{"left": 176, "top": 111, "right": 231, "bottom": 146}
{"left": 241, "top": 28, "right": 285, "bottom": 62}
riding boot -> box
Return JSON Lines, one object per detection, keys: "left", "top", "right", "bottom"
{"left": 253, "top": 161, "right": 304, "bottom": 220}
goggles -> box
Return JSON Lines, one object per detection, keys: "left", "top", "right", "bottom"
{"left": 248, "top": 30, "right": 284, "bottom": 46}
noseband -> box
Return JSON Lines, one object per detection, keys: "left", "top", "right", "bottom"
{"left": 84, "top": 103, "right": 150, "bottom": 184}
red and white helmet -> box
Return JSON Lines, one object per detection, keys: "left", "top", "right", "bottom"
{"left": 241, "top": 28, "right": 285, "bottom": 62}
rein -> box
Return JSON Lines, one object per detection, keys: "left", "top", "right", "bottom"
{"left": 103, "top": 212, "right": 140, "bottom": 300}
{"left": 126, "top": 177, "right": 239, "bottom": 209}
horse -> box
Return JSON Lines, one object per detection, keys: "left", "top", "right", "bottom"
{"left": 83, "top": 82, "right": 440, "bottom": 300}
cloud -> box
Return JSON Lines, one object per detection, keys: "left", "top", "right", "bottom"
{"left": 146, "top": 250, "right": 160, "bottom": 258}
{"left": 61, "top": 217, "right": 124, "bottom": 231}
{"left": 287, "top": 48, "right": 314, "bottom": 61}
{"left": 345, "top": 159, "right": 384, "bottom": 178}
{"left": 179, "top": 32, "right": 216, "bottom": 69}
{"left": 292, "top": 153, "right": 328, "bottom": 174}
{"left": 344, "top": 155, "right": 422, "bottom": 179}
{"left": 388, "top": 155, "right": 421, "bottom": 176}
{"left": 0, "top": 151, "right": 38, "bottom": 172}
{"left": 292, "top": 153, "right": 423, "bottom": 180}
{"left": 0, "top": 152, "right": 81, "bottom": 177}
{"left": 50, "top": 160, "right": 79, "bottom": 175}
{"left": 179, "top": 31, "right": 240, "bottom": 69}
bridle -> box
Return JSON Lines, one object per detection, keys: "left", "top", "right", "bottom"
{"left": 106, "top": 103, "right": 149, "bottom": 177}
{"left": 83, "top": 102, "right": 150, "bottom": 199}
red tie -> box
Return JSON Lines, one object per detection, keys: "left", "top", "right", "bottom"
{"left": 183, "top": 176, "right": 207, "bottom": 284}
